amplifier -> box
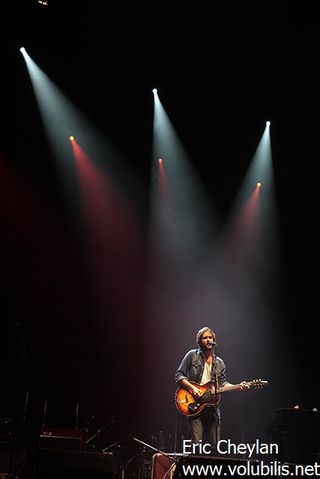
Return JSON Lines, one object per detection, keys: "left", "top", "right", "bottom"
{"left": 37, "top": 448, "right": 114, "bottom": 478}
{"left": 39, "top": 428, "right": 84, "bottom": 451}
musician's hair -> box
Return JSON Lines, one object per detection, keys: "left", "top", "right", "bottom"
{"left": 196, "top": 327, "right": 216, "bottom": 346}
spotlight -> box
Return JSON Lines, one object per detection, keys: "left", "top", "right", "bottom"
{"left": 69, "top": 135, "right": 75, "bottom": 141}
{"left": 266, "top": 121, "right": 270, "bottom": 126}
{"left": 37, "top": 0, "right": 49, "bottom": 5}
{"left": 158, "top": 158, "right": 163, "bottom": 164}
{"left": 152, "top": 88, "right": 158, "bottom": 94}
{"left": 256, "top": 182, "right": 262, "bottom": 188}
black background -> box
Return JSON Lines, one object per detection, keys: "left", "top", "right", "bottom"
{"left": 2, "top": 0, "right": 320, "bottom": 458}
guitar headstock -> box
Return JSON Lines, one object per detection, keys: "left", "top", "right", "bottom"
{"left": 249, "top": 379, "right": 268, "bottom": 389}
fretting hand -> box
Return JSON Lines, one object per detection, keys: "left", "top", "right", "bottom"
{"left": 239, "top": 381, "right": 251, "bottom": 390}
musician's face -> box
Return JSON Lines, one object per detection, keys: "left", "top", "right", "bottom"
{"left": 200, "top": 331, "right": 215, "bottom": 349}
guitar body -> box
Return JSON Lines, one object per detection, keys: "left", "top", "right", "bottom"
{"left": 175, "top": 381, "right": 220, "bottom": 417}
{"left": 175, "top": 378, "right": 268, "bottom": 417}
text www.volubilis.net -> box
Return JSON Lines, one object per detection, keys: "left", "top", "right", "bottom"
{"left": 181, "top": 461, "right": 320, "bottom": 477}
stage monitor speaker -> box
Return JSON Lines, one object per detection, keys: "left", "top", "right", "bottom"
{"left": 152, "top": 453, "right": 260, "bottom": 479}
{"left": 152, "top": 453, "right": 176, "bottom": 479}
{"left": 36, "top": 448, "right": 114, "bottom": 479}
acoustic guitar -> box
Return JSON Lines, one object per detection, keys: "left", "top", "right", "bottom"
{"left": 175, "top": 379, "right": 268, "bottom": 417}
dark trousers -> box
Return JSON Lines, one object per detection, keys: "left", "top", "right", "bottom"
{"left": 188, "top": 407, "right": 220, "bottom": 449}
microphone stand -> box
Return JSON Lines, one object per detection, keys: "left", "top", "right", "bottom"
{"left": 85, "top": 419, "right": 114, "bottom": 450}
{"left": 212, "top": 346, "right": 219, "bottom": 453}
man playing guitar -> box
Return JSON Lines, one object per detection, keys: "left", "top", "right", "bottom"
{"left": 175, "top": 327, "right": 250, "bottom": 451}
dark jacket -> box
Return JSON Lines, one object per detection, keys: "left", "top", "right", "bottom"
{"left": 175, "top": 348, "right": 227, "bottom": 387}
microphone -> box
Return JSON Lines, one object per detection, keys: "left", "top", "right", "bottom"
{"left": 208, "top": 341, "right": 216, "bottom": 347}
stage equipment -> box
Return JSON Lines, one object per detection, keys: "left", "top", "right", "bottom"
{"left": 152, "top": 453, "right": 261, "bottom": 479}
{"left": 269, "top": 407, "right": 320, "bottom": 464}
{"left": 39, "top": 428, "right": 84, "bottom": 451}
{"left": 36, "top": 448, "right": 114, "bottom": 478}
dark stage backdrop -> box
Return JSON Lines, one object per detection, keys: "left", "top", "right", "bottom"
{"left": 2, "top": 0, "right": 319, "bottom": 458}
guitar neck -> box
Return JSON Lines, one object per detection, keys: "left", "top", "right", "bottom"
{"left": 218, "top": 379, "right": 267, "bottom": 393}
{"left": 218, "top": 383, "right": 243, "bottom": 393}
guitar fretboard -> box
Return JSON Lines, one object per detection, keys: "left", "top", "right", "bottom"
{"left": 218, "top": 380, "right": 267, "bottom": 393}
{"left": 220, "top": 383, "right": 242, "bottom": 391}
